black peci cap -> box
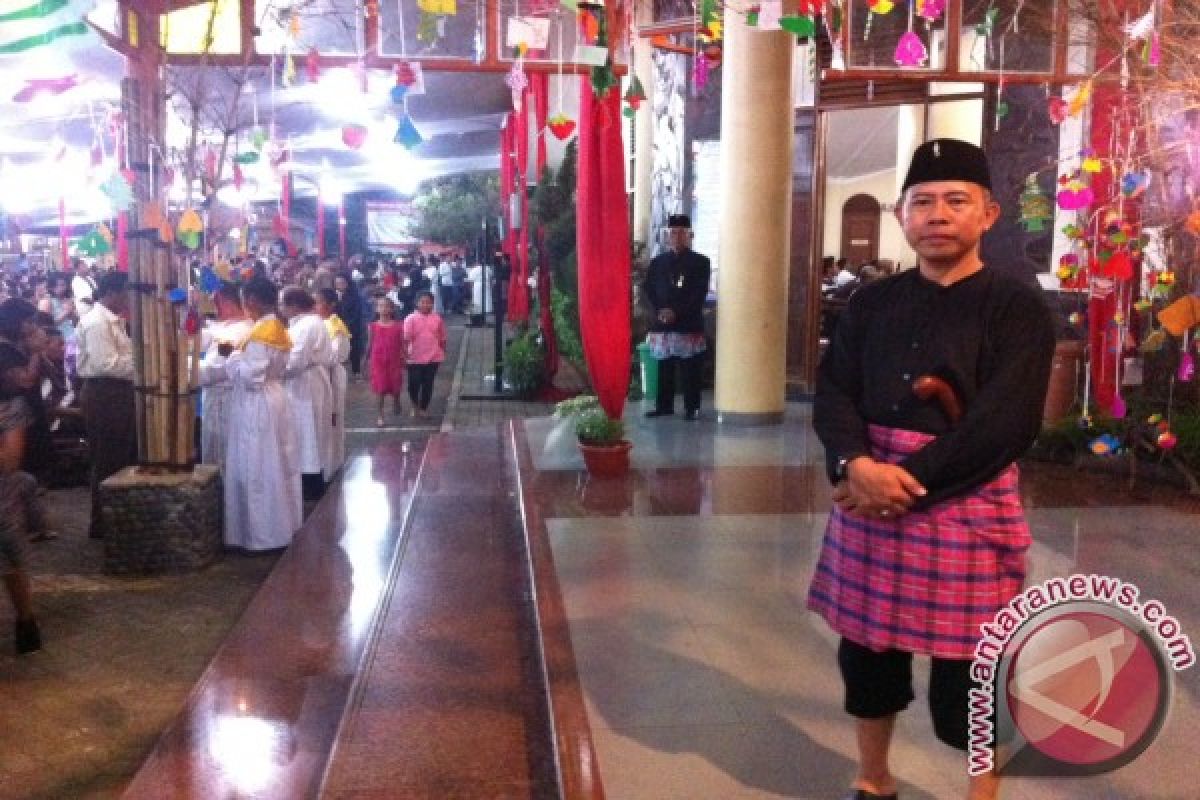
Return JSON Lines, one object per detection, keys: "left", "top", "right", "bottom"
{"left": 667, "top": 214, "right": 692, "bottom": 229}
{"left": 900, "top": 138, "right": 992, "bottom": 194}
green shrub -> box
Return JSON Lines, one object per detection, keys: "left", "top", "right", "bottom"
{"left": 574, "top": 408, "right": 625, "bottom": 446}
{"left": 503, "top": 330, "right": 545, "bottom": 396}
{"left": 551, "top": 286, "right": 586, "bottom": 367}
{"left": 554, "top": 394, "right": 601, "bottom": 418}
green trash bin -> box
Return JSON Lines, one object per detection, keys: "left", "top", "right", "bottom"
{"left": 637, "top": 341, "right": 659, "bottom": 401}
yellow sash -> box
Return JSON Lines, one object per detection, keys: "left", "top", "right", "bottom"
{"left": 324, "top": 313, "right": 352, "bottom": 341}
{"left": 241, "top": 317, "right": 292, "bottom": 352}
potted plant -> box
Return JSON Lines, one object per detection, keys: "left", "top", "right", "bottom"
{"left": 573, "top": 408, "right": 632, "bottom": 478}
{"left": 503, "top": 329, "right": 545, "bottom": 398}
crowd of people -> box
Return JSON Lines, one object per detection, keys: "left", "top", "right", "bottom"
{"left": 0, "top": 246, "right": 462, "bottom": 655}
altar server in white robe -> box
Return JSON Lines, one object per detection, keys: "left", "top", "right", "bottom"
{"left": 197, "top": 283, "right": 253, "bottom": 470}
{"left": 222, "top": 278, "right": 302, "bottom": 550}
{"left": 280, "top": 286, "right": 334, "bottom": 503}
{"left": 315, "top": 288, "right": 350, "bottom": 479}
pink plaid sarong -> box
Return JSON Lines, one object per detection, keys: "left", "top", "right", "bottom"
{"left": 807, "top": 424, "right": 1030, "bottom": 659}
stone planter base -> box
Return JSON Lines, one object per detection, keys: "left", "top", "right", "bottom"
{"left": 100, "top": 465, "right": 222, "bottom": 575}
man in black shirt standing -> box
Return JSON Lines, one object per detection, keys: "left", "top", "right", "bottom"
{"left": 808, "top": 139, "right": 1055, "bottom": 800}
{"left": 642, "top": 215, "right": 711, "bottom": 420}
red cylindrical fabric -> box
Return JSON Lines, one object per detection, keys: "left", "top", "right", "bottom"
{"left": 575, "top": 81, "right": 630, "bottom": 420}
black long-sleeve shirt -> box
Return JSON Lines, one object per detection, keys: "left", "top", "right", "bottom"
{"left": 813, "top": 267, "right": 1055, "bottom": 508}
{"left": 642, "top": 249, "right": 711, "bottom": 334}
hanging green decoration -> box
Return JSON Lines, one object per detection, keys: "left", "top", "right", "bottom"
{"left": 1020, "top": 174, "right": 1053, "bottom": 233}
{"left": 77, "top": 226, "right": 112, "bottom": 257}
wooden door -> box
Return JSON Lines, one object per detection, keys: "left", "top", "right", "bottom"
{"left": 840, "top": 194, "right": 881, "bottom": 267}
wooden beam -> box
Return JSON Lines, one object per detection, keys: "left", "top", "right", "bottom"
{"left": 821, "top": 67, "right": 1095, "bottom": 87}
{"left": 162, "top": 51, "right": 628, "bottom": 74}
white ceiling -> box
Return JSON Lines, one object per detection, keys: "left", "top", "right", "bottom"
{"left": 825, "top": 105, "right": 903, "bottom": 181}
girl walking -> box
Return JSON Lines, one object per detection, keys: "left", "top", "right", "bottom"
{"left": 366, "top": 297, "right": 406, "bottom": 427}
{"left": 403, "top": 291, "right": 446, "bottom": 418}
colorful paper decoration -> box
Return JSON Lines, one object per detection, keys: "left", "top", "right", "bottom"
{"left": 390, "top": 84, "right": 408, "bottom": 104}
{"left": 306, "top": 48, "right": 320, "bottom": 83}
{"left": 1081, "top": 154, "right": 1104, "bottom": 173}
{"left": 395, "top": 62, "right": 417, "bottom": 87}
{"left": 1121, "top": 170, "right": 1151, "bottom": 197}
{"left": 168, "top": 287, "right": 188, "bottom": 304}
{"left": 1067, "top": 81, "right": 1092, "bottom": 117}
{"left": 1019, "top": 174, "right": 1052, "bottom": 232}
{"left": 1056, "top": 184, "right": 1094, "bottom": 211}
{"left": 779, "top": 16, "right": 816, "bottom": 37}
{"left": 76, "top": 226, "right": 112, "bottom": 257}
{"left": 1157, "top": 431, "right": 1178, "bottom": 450}
{"left": 622, "top": 76, "right": 646, "bottom": 118}
{"left": 1096, "top": 250, "right": 1134, "bottom": 280}
{"left": 199, "top": 266, "right": 222, "bottom": 294}
{"left": 916, "top": 0, "right": 945, "bottom": 22}
{"left": 12, "top": 75, "right": 80, "bottom": 103}
{"left": 869, "top": 0, "right": 894, "bottom": 13}
{"left": 417, "top": 0, "right": 456, "bottom": 13}
{"left": 506, "top": 60, "right": 528, "bottom": 110}
{"left": 895, "top": 31, "right": 928, "bottom": 67}
{"left": 1048, "top": 96, "right": 1068, "bottom": 124}
{"left": 1089, "top": 434, "right": 1121, "bottom": 455}
{"left": 1185, "top": 209, "right": 1200, "bottom": 235}
{"left": 548, "top": 114, "right": 576, "bottom": 140}
{"left": 341, "top": 124, "right": 368, "bottom": 150}
{"left": 99, "top": 171, "right": 135, "bottom": 212}
{"left": 393, "top": 114, "right": 424, "bottom": 149}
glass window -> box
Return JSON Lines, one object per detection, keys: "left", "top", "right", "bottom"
{"left": 161, "top": 0, "right": 241, "bottom": 55}
{"left": 254, "top": 0, "right": 359, "bottom": 56}
{"left": 379, "top": 0, "right": 486, "bottom": 60}
{"left": 847, "top": 2, "right": 946, "bottom": 71}
{"left": 959, "top": 0, "right": 1057, "bottom": 73}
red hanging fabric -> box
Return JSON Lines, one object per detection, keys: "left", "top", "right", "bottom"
{"left": 576, "top": 81, "right": 630, "bottom": 420}
{"left": 508, "top": 94, "right": 532, "bottom": 323}
{"left": 532, "top": 73, "right": 549, "bottom": 176}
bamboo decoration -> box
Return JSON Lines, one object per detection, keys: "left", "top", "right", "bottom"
{"left": 121, "top": 76, "right": 201, "bottom": 471}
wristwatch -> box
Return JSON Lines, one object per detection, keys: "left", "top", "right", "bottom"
{"left": 835, "top": 456, "right": 852, "bottom": 482}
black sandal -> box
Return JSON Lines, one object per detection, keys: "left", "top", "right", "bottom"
{"left": 843, "top": 790, "right": 898, "bottom": 800}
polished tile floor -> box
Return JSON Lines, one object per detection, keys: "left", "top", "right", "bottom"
{"left": 530, "top": 403, "right": 1200, "bottom": 800}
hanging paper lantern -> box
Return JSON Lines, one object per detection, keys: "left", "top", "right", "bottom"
{"left": 547, "top": 113, "right": 576, "bottom": 140}
{"left": 168, "top": 287, "right": 189, "bottom": 304}
{"left": 1081, "top": 154, "right": 1104, "bottom": 173}
{"left": 702, "top": 44, "right": 723, "bottom": 67}
{"left": 1157, "top": 431, "right": 1178, "bottom": 450}
{"left": 341, "top": 124, "right": 368, "bottom": 149}
{"left": 390, "top": 84, "right": 408, "bottom": 104}
{"left": 1121, "top": 170, "right": 1151, "bottom": 197}
{"left": 1056, "top": 180, "right": 1094, "bottom": 211}
{"left": 1179, "top": 351, "right": 1195, "bottom": 382}
{"left": 232, "top": 163, "right": 245, "bottom": 190}
{"left": 232, "top": 151, "right": 260, "bottom": 165}
{"left": 869, "top": 0, "right": 894, "bottom": 13}
{"left": 1019, "top": 174, "right": 1052, "bottom": 233}
{"left": 505, "top": 61, "right": 528, "bottom": 110}
{"left": 251, "top": 127, "right": 268, "bottom": 151}
{"left": 1134, "top": 298, "right": 1153, "bottom": 313}
{"left": 394, "top": 114, "right": 424, "bottom": 149}
{"left": 694, "top": 52, "right": 710, "bottom": 91}
{"left": 895, "top": 31, "right": 928, "bottom": 67}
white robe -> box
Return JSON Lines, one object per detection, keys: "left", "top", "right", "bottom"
{"left": 325, "top": 325, "right": 350, "bottom": 480}
{"left": 198, "top": 317, "right": 253, "bottom": 471}
{"left": 223, "top": 336, "right": 303, "bottom": 550}
{"left": 285, "top": 313, "right": 335, "bottom": 476}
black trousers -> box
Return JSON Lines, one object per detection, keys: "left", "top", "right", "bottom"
{"left": 348, "top": 332, "right": 365, "bottom": 376}
{"left": 82, "top": 377, "right": 137, "bottom": 536}
{"left": 655, "top": 355, "right": 703, "bottom": 414}
{"left": 407, "top": 362, "right": 440, "bottom": 410}
{"left": 837, "top": 637, "right": 975, "bottom": 751}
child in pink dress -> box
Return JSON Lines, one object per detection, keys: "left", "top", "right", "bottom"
{"left": 366, "top": 297, "right": 406, "bottom": 427}
{"left": 403, "top": 291, "right": 446, "bottom": 418}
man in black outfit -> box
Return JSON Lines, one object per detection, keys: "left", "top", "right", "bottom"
{"left": 642, "top": 215, "right": 711, "bottom": 420}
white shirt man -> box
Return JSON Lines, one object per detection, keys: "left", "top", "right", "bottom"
{"left": 76, "top": 296, "right": 134, "bottom": 381}
{"left": 280, "top": 290, "right": 334, "bottom": 489}
{"left": 197, "top": 301, "right": 254, "bottom": 471}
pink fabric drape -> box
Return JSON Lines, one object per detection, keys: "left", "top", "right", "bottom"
{"left": 532, "top": 73, "right": 549, "bottom": 176}
{"left": 575, "top": 82, "right": 630, "bottom": 420}
{"left": 500, "top": 116, "right": 515, "bottom": 262}
{"left": 508, "top": 92, "right": 531, "bottom": 323}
